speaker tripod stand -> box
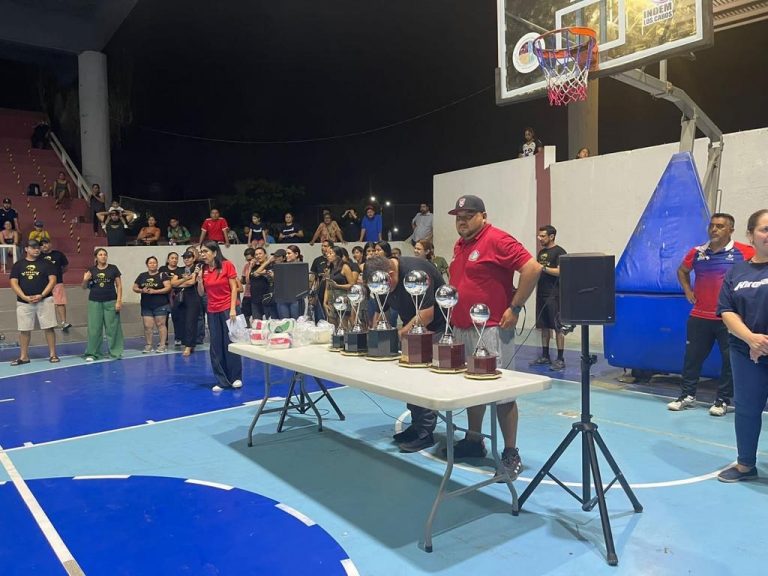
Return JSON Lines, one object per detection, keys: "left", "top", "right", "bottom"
{"left": 517, "top": 326, "right": 643, "bottom": 566}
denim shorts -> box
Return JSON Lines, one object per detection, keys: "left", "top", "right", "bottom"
{"left": 141, "top": 304, "right": 170, "bottom": 317}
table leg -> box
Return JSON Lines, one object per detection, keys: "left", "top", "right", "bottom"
{"left": 424, "top": 410, "right": 454, "bottom": 553}
{"left": 300, "top": 375, "right": 324, "bottom": 432}
{"left": 276, "top": 372, "right": 299, "bottom": 433}
{"left": 248, "top": 363, "right": 273, "bottom": 447}
{"left": 312, "top": 376, "right": 345, "bottom": 421}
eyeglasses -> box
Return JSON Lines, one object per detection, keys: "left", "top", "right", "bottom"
{"left": 454, "top": 211, "right": 478, "bottom": 222}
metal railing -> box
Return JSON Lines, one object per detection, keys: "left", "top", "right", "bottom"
{"left": 48, "top": 131, "right": 91, "bottom": 204}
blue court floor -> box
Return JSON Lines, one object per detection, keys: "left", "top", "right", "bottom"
{"left": 0, "top": 341, "right": 766, "bottom": 575}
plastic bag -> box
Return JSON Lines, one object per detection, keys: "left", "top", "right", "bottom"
{"left": 311, "top": 321, "right": 334, "bottom": 344}
{"left": 249, "top": 327, "right": 268, "bottom": 346}
{"left": 268, "top": 318, "right": 296, "bottom": 334}
{"left": 227, "top": 314, "right": 250, "bottom": 343}
{"left": 267, "top": 333, "right": 292, "bottom": 350}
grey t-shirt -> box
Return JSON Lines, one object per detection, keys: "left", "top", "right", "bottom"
{"left": 412, "top": 212, "right": 433, "bottom": 242}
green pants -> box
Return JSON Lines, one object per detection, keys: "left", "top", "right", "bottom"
{"left": 85, "top": 300, "right": 124, "bottom": 359}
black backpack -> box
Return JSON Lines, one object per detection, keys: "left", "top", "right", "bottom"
{"left": 27, "top": 183, "right": 41, "bottom": 196}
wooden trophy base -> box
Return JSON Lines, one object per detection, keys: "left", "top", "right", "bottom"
{"left": 465, "top": 355, "right": 501, "bottom": 380}
{"left": 429, "top": 342, "right": 467, "bottom": 373}
{"left": 342, "top": 332, "right": 368, "bottom": 356}
{"left": 400, "top": 331, "right": 433, "bottom": 366}
{"left": 366, "top": 329, "right": 401, "bottom": 361}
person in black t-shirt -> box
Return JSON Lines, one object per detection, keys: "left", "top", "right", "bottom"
{"left": 309, "top": 240, "right": 333, "bottom": 321}
{"left": 8, "top": 240, "right": 58, "bottom": 365}
{"left": 278, "top": 212, "right": 304, "bottom": 243}
{"left": 133, "top": 256, "right": 172, "bottom": 353}
{"left": 1, "top": 197, "right": 20, "bottom": 230}
{"left": 341, "top": 208, "right": 361, "bottom": 243}
{"left": 364, "top": 255, "right": 445, "bottom": 453}
{"left": 518, "top": 127, "right": 543, "bottom": 158}
{"left": 171, "top": 250, "right": 203, "bottom": 356}
{"left": 160, "top": 252, "right": 183, "bottom": 346}
{"left": 82, "top": 248, "right": 124, "bottom": 360}
{"left": 530, "top": 225, "right": 568, "bottom": 371}
{"left": 40, "top": 239, "right": 72, "bottom": 331}
{"left": 101, "top": 210, "right": 130, "bottom": 246}
{"left": 248, "top": 247, "right": 271, "bottom": 321}
{"left": 247, "top": 213, "right": 269, "bottom": 248}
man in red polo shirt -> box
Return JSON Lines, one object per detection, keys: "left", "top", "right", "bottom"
{"left": 199, "top": 208, "right": 231, "bottom": 248}
{"left": 447, "top": 195, "right": 542, "bottom": 479}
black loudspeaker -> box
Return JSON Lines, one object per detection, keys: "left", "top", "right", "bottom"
{"left": 559, "top": 254, "right": 615, "bottom": 325}
{"left": 273, "top": 262, "right": 310, "bottom": 303}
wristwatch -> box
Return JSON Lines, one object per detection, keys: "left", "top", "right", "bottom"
{"left": 511, "top": 305, "right": 522, "bottom": 315}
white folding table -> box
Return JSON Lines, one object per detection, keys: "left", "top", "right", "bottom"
{"left": 230, "top": 342, "right": 551, "bottom": 552}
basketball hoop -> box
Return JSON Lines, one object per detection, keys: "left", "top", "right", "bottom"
{"left": 533, "top": 27, "right": 598, "bottom": 106}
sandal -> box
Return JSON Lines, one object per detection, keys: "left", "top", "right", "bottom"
{"left": 49, "top": 356, "right": 60, "bottom": 363}
{"left": 10, "top": 358, "right": 30, "bottom": 366}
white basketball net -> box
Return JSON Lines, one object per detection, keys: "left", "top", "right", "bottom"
{"left": 534, "top": 28, "right": 597, "bottom": 106}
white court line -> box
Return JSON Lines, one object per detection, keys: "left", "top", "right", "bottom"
{"left": 341, "top": 558, "right": 361, "bottom": 576}
{"left": 2, "top": 389, "right": 346, "bottom": 454}
{"left": 23, "top": 442, "right": 33, "bottom": 447}
{"left": 185, "top": 478, "right": 233, "bottom": 491}
{"left": 0, "top": 445, "right": 85, "bottom": 576}
{"left": 0, "top": 398, "right": 15, "bottom": 403}
{"left": 275, "top": 502, "right": 316, "bottom": 526}
{"left": 73, "top": 474, "right": 130, "bottom": 480}
{"left": 396, "top": 409, "right": 738, "bottom": 489}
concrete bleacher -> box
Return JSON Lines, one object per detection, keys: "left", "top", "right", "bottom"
{"left": 0, "top": 108, "right": 95, "bottom": 289}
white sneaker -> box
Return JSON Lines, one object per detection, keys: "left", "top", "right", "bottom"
{"left": 142, "top": 345, "right": 153, "bottom": 354}
{"left": 212, "top": 385, "right": 224, "bottom": 393}
{"left": 667, "top": 395, "right": 696, "bottom": 411}
{"left": 231, "top": 379, "right": 243, "bottom": 389}
{"left": 85, "top": 356, "right": 95, "bottom": 363}
{"left": 709, "top": 399, "right": 733, "bottom": 417}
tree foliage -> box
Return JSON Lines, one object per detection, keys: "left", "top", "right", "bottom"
{"left": 216, "top": 178, "right": 305, "bottom": 227}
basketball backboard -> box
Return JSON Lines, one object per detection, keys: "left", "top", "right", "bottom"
{"left": 496, "top": 0, "right": 713, "bottom": 103}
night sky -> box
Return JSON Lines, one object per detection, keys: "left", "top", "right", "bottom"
{"left": 2, "top": 1, "right": 768, "bottom": 213}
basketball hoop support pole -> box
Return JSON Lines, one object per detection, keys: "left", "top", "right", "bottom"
{"left": 613, "top": 68, "right": 723, "bottom": 212}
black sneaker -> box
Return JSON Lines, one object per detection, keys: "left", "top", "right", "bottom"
{"left": 398, "top": 433, "right": 435, "bottom": 453}
{"left": 61, "top": 322, "right": 72, "bottom": 332}
{"left": 529, "top": 356, "right": 551, "bottom": 367}
{"left": 499, "top": 447, "right": 523, "bottom": 481}
{"left": 444, "top": 438, "right": 487, "bottom": 459}
{"left": 392, "top": 426, "right": 419, "bottom": 444}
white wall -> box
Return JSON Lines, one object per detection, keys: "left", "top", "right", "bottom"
{"left": 431, "top": 127, "right": 768, "bottom": 348}
{"left": 433, "top": 155, "right": 540, "bottom": 262}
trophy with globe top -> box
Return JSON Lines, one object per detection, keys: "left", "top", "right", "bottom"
{"left": 430, "top": 284, "right": 466, "bottom": 373}
{"left": 330, "top": 295, "right": 348, "bottom": 351}
{"left": 342, "top": 284, "right": 368, "bottom": 355}
{"left": 465, "top": 303, "right": 501, "bottom": 379}
{"left": 366, "top": 270, "right": 401, "bottom": 360}
{"left": 399, "top": 270, "right": 434, "bottom": 367}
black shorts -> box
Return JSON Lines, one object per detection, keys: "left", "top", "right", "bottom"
{"left": 535, "top": 292, "right": 561, "bottom": 330}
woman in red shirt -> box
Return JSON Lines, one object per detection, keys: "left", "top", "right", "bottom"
{"left": 197, "top": 240, "right": 243, "bottom": 392}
